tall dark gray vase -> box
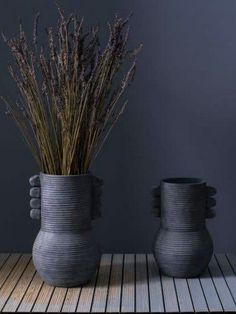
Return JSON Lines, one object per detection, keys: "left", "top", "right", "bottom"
{"left": 29, "top": 173, "right": 102, "bottom": 287}
{"left": 152, "top": 177, "right": 216, "bottom": 278}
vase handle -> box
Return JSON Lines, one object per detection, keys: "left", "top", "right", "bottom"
{"left": 91, "top": 176, "right": 103, "bottom": 220}
{"left": 29, "top": 175, "right": 41, "bottom": 220}
{"left": 151, "top": 186, "right": 161, "bottom": 217}
{"left": 206, "top": 186, "right": 216, "bottom": 218}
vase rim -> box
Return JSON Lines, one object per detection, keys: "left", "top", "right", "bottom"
{"left": 162, "top": 177, "right": 205, "bottom": 185}
{"left": 40, "top": 172, "right": 92, "bottom": 178}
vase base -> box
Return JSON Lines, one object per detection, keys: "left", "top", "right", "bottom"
{"left": 33, "top": 230, "right": 100, "bottom": 288}
{"left": 41, "top": 275, "right": 95, "bottom": 288}
{"left": 153, "top": 229, "right": 213, "bottom": 278}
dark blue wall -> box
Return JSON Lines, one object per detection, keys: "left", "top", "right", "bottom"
{"left": 0, "top": 0, "right": 235, "bottom": 253}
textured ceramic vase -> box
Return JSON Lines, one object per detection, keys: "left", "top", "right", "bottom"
{"left": 29, "top": 173, "right": 102, "bottom": 287}
{"left": 152, "top": 177, "right": 216, "bottom": 278}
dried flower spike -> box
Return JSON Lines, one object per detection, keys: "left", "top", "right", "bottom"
{"left": 2, "top": 5, "right": 141, "bottom": 175}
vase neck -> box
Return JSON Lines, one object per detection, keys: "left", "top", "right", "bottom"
{"left": 40, "top": 174, "right": 93, "bottom": 233}
{"left": 160, "top": 181, "right": 207, "bottom": 231}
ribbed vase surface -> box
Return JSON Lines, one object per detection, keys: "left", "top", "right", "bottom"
{"left": 152, "top": 177, "right": 216, "bottom": 278}
{"left": 30, "top": 173, "right": 102, "bottom": 287}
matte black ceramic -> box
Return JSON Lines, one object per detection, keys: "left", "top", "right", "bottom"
{"left": 30, "top": 173, "right": 102, "bottom": 287}
{"left": 152, "top": 177, "right": 216, "bottom": 278}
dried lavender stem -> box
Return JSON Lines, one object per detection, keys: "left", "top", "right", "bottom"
{"left": 2, "top": 5, "right": 141, "bottom": 175}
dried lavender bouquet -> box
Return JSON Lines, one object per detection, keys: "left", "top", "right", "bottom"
{"left": 2, "top": 6, "right": 141, "bottom": 175}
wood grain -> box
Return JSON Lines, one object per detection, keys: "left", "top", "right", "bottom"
{"left": 147, "top": 254, "right": 164, "bottom": 313}
{"left": 91, "top": 254, "right": 112, "bottom": 313}
{"left": 106, "top": 254, "right": 123, "bottom": 313}
{"left": 199, "top": 268, "right": 223, "bottom": 312}
{"left": 216, "top": 254, "right": 236, "bottom": 304}
{"left": 174, "top": 278, "right": 193, "bottom": 312}
{"left": 121, "top": 254, "right": 135, "bottom": 313}
{"left": 46, "top": 287, "right": 67, "bottom": 312}
{"left": 3, "top": 259, "right": 35, "bottom": 312}
{"left": 76, "top": 270, "right": 97, "bottom": 313}
{"left": 136, "top": 254, "right": 149, "bottom": 312}
{"left": 0, "top": 254, "right": 21, "bottom": 289}
{"left": 0, "top": 254, "right": 10, "bottom": 271}
{"left": 17, "top": 271, "right": 44, "bottom": 312}
{"left": 31, "top": 282, "right": 54, "bottom": 312}
{"left": 0, "top": 253, "right": 235, "bottom": 312}
{"left": 187, "top": 277, "right": 208, "bottom": 312}
{"left": 61, "top": 288, "right": 80, "bottom": 313}
{"left": 161, "top": 275, "right": 179, "bottom": 313}
{"left": 0, "top": 254, "right": 31, "bottom": 311}
{"left": 209, "top": 255, "right": 236, "bottom": 312}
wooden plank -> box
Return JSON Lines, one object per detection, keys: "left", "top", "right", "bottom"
{"left": 3, "top": 253, "right": 236, "bottom": 313}
{"left": 199, "top": 268, "right": 223, "bottom": 312}
{"left": 3, "top": 259, "right": 35, "bottom": 312}
{"left": 227, "top": 253, "right": 236, "bottom": 303}
{"left": 136, "top": 254, "right": 149, "bottom": 312}
{"left": 227, "top": 253, "right": 236, "bottom": 277}
{"left": 187, "top": 278, "right": 208, "bottom": 312}
{"left": 227, "top": 253, "right": 236, "bottom": 271}
{"left": 121, "top": 254, "right": 135, "bottom": 313}
{"left": 215, "top": 254, "right": 236, "bottom": 304}
{"left": 31, "top": 282, "right": 54, "bottom": 312}
{"left": 106, "top": 254, "right": 123, "bottom": 313}
{"left": 91, "top": 254, "right": 112, "bottom": 313}
{"left": 147, "top": 254, "right": 164, "bottom": 313}
{"left": 17, "top": 272, "right": 44, "bottom": 312}
{"left": 61, "top": 288, "right": 81, "bottom": 313}
{"left": 0, "top": 254, "right": 20, "bottom": 289}
{"left": 209, "top": 255, "right": 236, "bottom": 311}
{"left": 174, "top": 278, "right": 194, "bottom": 312}
{"left": 47, "top": 287, "right": 67, "bottom": 312}
{"left": 0, "top": 254, "right": 9, "bottom": 270}
{"left": 161, "top": 275, "right": 179, "bottom": 313}
{"left": 76, "top": 270, "right": 97, "bottom": 313}
{"left": 0, "top": 254, "right": 31, "bottom": 311}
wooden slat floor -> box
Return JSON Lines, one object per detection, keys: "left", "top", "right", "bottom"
{"left": 0, "top": 253, "right": 235, "bottom": 312}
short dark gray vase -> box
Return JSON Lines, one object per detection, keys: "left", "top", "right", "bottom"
{"left": 29, "top": 173, "right": 102, "bottom": 287}
{"left": 152, "top": 177, "right": 216, "bottom": 278}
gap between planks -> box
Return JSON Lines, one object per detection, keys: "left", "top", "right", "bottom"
{"left": 0, "top": 253, "right": 235, "bottom": 312}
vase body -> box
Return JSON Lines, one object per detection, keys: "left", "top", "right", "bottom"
{"left": 152, "top": 177, "right": 216, "bottom": 278}
{"left": 31, "top": 173, "right": 101, "bottom": 287}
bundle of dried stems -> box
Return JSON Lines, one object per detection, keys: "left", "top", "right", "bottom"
{"left": 2, "top": 5, "right": 141, "bottom": 175}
